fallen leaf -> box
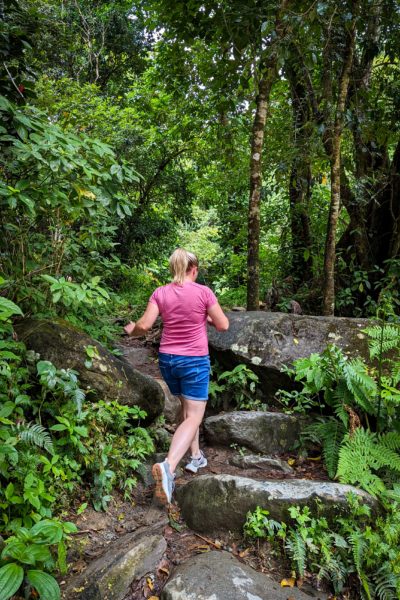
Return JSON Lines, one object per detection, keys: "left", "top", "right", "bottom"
{"left": 148, "top": 597, "right": 159, "bottom": 600}
{"left": 146, "top": 577, "right": 154, "bottom": 591}
{"left": 214, "top": 539, "right": 222, "bottom": 549}
{"left": 195, "top": 544, "right": 210, "bottom": 553}
{"left": 293, "top": 338, "right": 299, "bottom": 344}
{"left": 287, "top": 458, "right": 295, "bottom": 466}
{"left": 159, "top": 566, "right": 169, "bottom": 576}
{"left": 239, "top": 548, "right": 251, "bottom": 558}
{"left": 308, "top": 455, "right": 321, "bottom": 461}
{"left": 280, "top": 577, "right": 295, "bottom": 587}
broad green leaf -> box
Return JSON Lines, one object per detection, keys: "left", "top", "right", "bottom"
{"left": 0, "top": 563, "right": 24, "bottom": 600}
{"left": 0, "top": 298, "right": 23, "bottom": 319}
{"left": 27, "top": 570, "right": 60, "bottom": 600}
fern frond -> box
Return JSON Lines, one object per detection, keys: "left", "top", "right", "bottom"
{"left": 336, "top": 428, "right": 400, "bottom": 495}
{"left": 365, "top": 324, "right": 400, "bottom": 359}
{"left": 316, "top": 556, "right": 348, "bottom": 594}
{"left": 303, "top": 417, "right": 346, "bottom": 479}
{"left": 332, "top": 382, "right": 350, "bottom": 426}
{"left": 285, "top": 531, "right": 306, "bottom": 577}
{"left": 373, "top": 564, "right": 399, "bottom": 600}
{"left": 379, "top": 432, "right": 400, "bottom": 451}
{"left": 16, "top": 422, "right": 54, "bottom": 453}
{"left": 342, "top": 359, "right": 377, "bottom": 415}
{"left": 348, "top": 531, "right": 365, "bottom": 574}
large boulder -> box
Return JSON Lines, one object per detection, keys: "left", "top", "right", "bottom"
{"left": 154, "top": 378, "right": 182, "bottom": 424}
{"left": 176, "top": 475, "right": 377, "bottom": 534}
{"left": 204, "top": 411, "right": 305, "bottom": 454}
{"left": 208, "top": 311, "right": 370, "bottom": 400}
{"left": 15, "top": 319, "right": 164, "bottom": 420}
{"left": 162, "top": 551, "right": 328, "bottom": 600}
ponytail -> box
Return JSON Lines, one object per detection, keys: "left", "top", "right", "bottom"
{"left": 169, "top": 248, "right": 198, "bottom": 285}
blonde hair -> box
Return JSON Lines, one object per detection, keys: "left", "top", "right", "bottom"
{"left": 169, "top": 248, "right": 199, "bottom": 285}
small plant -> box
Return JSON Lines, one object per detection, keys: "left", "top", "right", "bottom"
{"left": 244, "top": 496, "right": 400, "bottom": 598}
{"left": 0, "top": 518, "right": 77, "bottom": 600}
{"left": 244, "top": 506, "right": 285, "bottom": 543}
{"left": 209, "top": 362, "right": 262, "bottom": 410}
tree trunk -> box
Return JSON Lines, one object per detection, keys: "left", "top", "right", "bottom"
{"left": 322, "top": 4, "right": 358, "bottom": 316}
{"left": 287, "top": 64, "right": 313, "bottom": 284}
{"left": 247, "top": 70, "right": 275, "bottom": 310}
{"left": 246, "top": 0, "right": 289, "bottom": 311}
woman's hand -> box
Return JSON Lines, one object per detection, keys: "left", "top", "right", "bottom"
{"left": 207, "top": 315, "right": 215, "bottom": 327}
{"left": 124, "top": 321, "right": 136, "bottom": 336}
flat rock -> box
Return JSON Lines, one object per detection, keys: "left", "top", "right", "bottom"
{"left": 161, "top": 551, "right": 327, "bottom": 599}
{"left": 61, "top": 527, "right": 167, "bottom": 600}
{"left": 176, "top": 475, "right": 377, "bottom": 534}
{"left": 208, "top": 311, "right": 370, "bottom": 401}
{"left": 230, "top": 454, "right": 293, "bottom": 473}
{"left": 15, "top": 319, "right": 164, "bottom": 420}
{"left": 204, "top": 411, "right": 305, "bottom": 454}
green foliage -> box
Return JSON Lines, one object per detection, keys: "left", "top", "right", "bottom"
{"left": 243, "top": 507, "right": 285, "bottom": 542}
{"left": 280, "top": 327, "right": 400, "bottom": 494}
{"left": 336, "top": 429, "right": 400, "bottom": 497}
{"left": 0, "top": 518, "right": 77, "bottom": 600}
{"left": 244, "top": 497, "right": 400, "bottom": 598}
{"left": 0, "top": 299, "right": 156, "bottom": 596}
{"left": 209, "top": 363, "right": 265, "bottom": 411}
{"left": 0, "top": 94, "right": 140, "bottom": 341}
{"left": 302, "top": 417, "right": 347, "bottom": 479}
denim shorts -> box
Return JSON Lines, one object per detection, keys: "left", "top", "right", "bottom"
{"left": 158, "top": 353, "right": 210, "bottom": 401}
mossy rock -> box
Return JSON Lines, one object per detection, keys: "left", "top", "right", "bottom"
{"left": 176, "top": 475, "right": 378, "bottom": 534}
{"left": 208, "top": 311, "right": 371, "bottom": 401}
{"left": 15, "top": 319, "right": 164, "bottom": 421}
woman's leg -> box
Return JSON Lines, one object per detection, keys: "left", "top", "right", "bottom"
{"left": 179, "top": 396, "right": 201, "bottom": 459}
{"left": 166, "top": 399, "right": 206, "bottom": 473}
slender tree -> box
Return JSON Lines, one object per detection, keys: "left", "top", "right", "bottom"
{"left": 322, "top": 1, "right": 359, "bottom": 315}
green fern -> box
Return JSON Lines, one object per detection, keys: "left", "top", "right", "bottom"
{"left": 16, "top": 422, "right": 54, "bottom": 453}
{"left": 285, "top": 531, "right": 306, "bottom": 576}
{"left": 341, "top": 358, "right": 377, "bottom": 415}
{"left": 336, "top": 428, "right": 400, "bottom": 496}
{"left": 365, "top": 324, "right": 400, "bottom": 359}
{"left": 373, "top": 565, "right": 399, "bottom": 600}
{"left": 317, "top": 556, "right": 348, "bottom": 594}
{"left": 379, "top": 432, "right": 400, "bottom": 451}
{"left": 348, "top": 530, "right": 365, "bottom": 574}
{"left": 302, "top": 417, "right": 346, "bottom": 478}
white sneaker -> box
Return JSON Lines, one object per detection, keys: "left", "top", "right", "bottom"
{"left": 185, "top": 450, "right": 208, "bottom": 474}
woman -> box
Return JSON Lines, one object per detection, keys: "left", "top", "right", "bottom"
{"left": 124, "top": 248, "right": 229, "bottom": 505}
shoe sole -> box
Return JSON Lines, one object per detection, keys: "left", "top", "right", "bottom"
{"left": 152, "top": 463, "right": 170, "bottom": 505}
{"left": 185, "top": 458, "right": 208, "bottom": 474}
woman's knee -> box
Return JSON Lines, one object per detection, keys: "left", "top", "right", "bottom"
{"left": 183, "top": 399, "right": 206, "bottom": 421}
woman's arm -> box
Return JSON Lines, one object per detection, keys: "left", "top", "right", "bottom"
{"left": 124, "top": 302, "right": 160, "bottom": 337}
{"left": 207, "top": 303, "right": 229, "bottom": 332}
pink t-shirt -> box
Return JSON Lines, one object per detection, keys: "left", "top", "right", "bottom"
{"left": 149, "top": 282, "right": 217, "bottom": 356}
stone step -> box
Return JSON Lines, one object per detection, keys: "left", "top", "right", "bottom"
{"left": 176, "top": 474, "right": 377, "bottom": 534}
{"left": 61, "top": 522, "right": 168, "bottom": 599}
{"left": 162, "top": 550, "right": 328, "bottom": 600}
{"left": 204, "top": 410, "right": 306, "bottom": 454}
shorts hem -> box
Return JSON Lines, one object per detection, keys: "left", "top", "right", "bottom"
{"left": 181, "top": 394, "right": 208, "bottom": 402}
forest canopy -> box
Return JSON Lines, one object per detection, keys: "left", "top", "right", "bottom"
{"left": 1, "top": 0, "right": 399, "bottom": 319}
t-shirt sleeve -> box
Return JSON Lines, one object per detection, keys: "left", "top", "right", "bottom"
{"left": 204, "top": 286, "right": 218, "bottom": 309}
{"left": 149, "top": 287, "right": 160, "bottom": 308}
